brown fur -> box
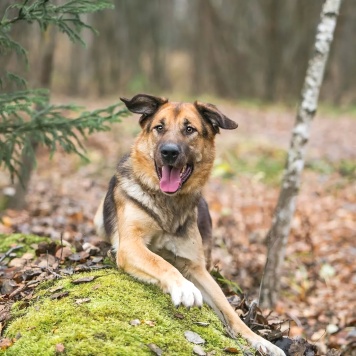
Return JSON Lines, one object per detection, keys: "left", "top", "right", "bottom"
{"left": 94, "top": 94, "right": 285, "bottom": 355}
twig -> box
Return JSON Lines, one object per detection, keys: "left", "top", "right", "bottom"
{"left": 0, "top": 245, "right": 23, "bottom": 264}
{"left": 8, "top": 284, "right": 27, "bottom": 299}
{"left": 60, "top": 232, "right": 63, "bottom": 262}
{"left": 46, "top": 267, "right": 62, "bottom": 279}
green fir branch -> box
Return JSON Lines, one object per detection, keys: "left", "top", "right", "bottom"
{"left": 0, "top": 0, "right": 127, "bottom": 182}
{"left": 0, "top": 90, "right": 129, "bottom": 180}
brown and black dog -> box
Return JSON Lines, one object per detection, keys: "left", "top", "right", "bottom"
{"left": 94, "top": 94, "right": 285, "bottom": 355}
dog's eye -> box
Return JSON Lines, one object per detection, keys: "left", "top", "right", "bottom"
{"left": 185, "top": 126, "right": 196, "bottom": 135}
{"left": 155, "top": 125, "right": 164, "bottom": 133}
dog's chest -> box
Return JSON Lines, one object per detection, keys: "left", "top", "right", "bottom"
{"left": 121, "top": 177, "right": 197, "bottom": 234}
{"left": 147, "top": 232, "right": 198, "bottom": 262}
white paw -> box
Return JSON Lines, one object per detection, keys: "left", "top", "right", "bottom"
{"left": 252, "top": 339, "right": 286, "bottom": 356}
{"left": 168, "top": 279, "right": 203, "bottom": 308}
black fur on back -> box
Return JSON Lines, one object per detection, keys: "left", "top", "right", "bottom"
{"left": 103, "top": 175, "right": 117, "bottom": 238}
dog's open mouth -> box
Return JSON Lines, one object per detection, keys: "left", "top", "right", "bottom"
{"left": 156, "top": 164, "right": 193, "bottom": 194}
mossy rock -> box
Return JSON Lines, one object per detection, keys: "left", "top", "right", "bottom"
{"left": 0, "top": 234, "right": 51, "bottom": 256}
{"left": 1, "top": 235, "right": 250, "bottom": 355}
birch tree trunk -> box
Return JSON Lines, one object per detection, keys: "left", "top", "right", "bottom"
{"left": 259, "top": 0, "right": 342, "bottom": 308}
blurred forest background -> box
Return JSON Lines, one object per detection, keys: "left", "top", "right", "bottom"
{"left": 2, "top": 0, "right": 356, "bottom": 104}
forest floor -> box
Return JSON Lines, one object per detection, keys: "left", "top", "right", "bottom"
{"left": 0, "top": 98, "right": 355, "bottom": 354}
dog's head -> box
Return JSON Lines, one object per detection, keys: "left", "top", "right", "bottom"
{"left": 121, "top": 94, "right": 237, "bottom": 195}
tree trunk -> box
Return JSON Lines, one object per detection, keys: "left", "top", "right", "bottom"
{"left": 259, "top": 0, "right": 342, "bottom": 308}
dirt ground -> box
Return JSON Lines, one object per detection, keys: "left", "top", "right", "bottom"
{"left": 1, "top": 98, "right": 355, "bottom": 354}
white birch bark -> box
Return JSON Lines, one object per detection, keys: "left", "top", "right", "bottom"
{"left": 259, "top": 0, "right": 343, "bottom": 308}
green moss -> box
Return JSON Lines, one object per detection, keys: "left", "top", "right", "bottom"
{"left": 0, "top": 234, "right": 51, "bottom": 256}
{"left": 5, "top": 270, "right": 249, "bottom": 355}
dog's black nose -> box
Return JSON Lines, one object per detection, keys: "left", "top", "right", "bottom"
{"left": 160, "top": 143, "right": 180, "bottom": 164}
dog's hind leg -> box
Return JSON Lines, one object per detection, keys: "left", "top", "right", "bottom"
{"left": 94, "top": 197, "right": 106, "bottom": 240}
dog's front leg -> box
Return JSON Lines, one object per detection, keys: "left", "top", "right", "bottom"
{"left": 116, "top": 214, "right": 202, "bottom": 308}
{"left": 185, "top": 265, "right": 285, "bottom": 356}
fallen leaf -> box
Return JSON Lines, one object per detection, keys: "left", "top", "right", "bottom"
{"left": 1, "top": 216, "right": 12, "bottom": 227}
{"left": 223, "top": 347, "right": 239, "bottom": 354}
{"left": 50, "top": 286, "right": 64, "bottom": 293}
{"left": 72, "top": 276, "right": 95, "bottom": 284}
{"left": 50, "top": 291, "right": 69, "bottom": 300}
{"left": 21, "top": 253, "right": 34, "bottom": 260}
{"left": 55, "top": 343, "right": 65, "bottom": 353}
{"left": 75, "top": 298, "right": 91, "bottom": 305}
{"left": 68, "top": 251, "right": 90, "bottom": 262}
{"left": 22, "top": 268, "right": 42, "bottom": 281}
{"left": 55, "top": 247, "right": 73, "bottom": 261}
{"left": 0, "top": 338, "right": 13, "bottom": 350}
{"left": 193, "top": 345, "right": 206, "bottom": 355}
{"left": 61, "top": 267, "right": 74, "bottom": 275}
{"left": 35, "top": 242, "right": 57, "bottom": 256}
{"left": 174, "top": 313, "right": 184, "bottom": 319}
{"left": 35, "top": 255, "right": 56, "bottom": 268}
{"left": 8, "top": 258, "right": 26, "bottom": 268}
{"left": 184, "top": 330, "right": 205, "bottom": 344}
{"left": 1, "top": 279, "right": 17, "bottom": 295}
{"left": 147, "top": 343, "right": 163, "bottom": 355}
{"left": 311, "top": 329, "right": 325, "bottom": 342}
{"left": 144, "top": 320, "right": 156, "bottom": 327}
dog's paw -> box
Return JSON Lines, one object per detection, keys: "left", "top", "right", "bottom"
{"left": 168, "top": 279, "right": 203, "bottom": 308}
{"left": 252, "top": 339, "right": 286, "bottom": 356}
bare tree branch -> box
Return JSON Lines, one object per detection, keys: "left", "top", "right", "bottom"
{"left": 259, "top": 0, "right": 343, "bottom": 309}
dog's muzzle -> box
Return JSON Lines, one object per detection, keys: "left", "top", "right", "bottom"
{"left": 156, "top": 143, "right": 193, "bottom": 194}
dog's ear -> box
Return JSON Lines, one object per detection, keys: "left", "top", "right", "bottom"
{"left": 120, "top": 94, "right": 168, "bottom": 126}
{"left": 194, "top": 101, "right": 238, "bottom": 134}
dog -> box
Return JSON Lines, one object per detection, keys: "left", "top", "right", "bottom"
{"left": 94, "top": 94, "right": 285, "bottom": 355}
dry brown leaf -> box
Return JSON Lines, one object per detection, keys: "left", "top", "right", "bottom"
{"left": 75, "top": 298, "right": 91, "bottom": 305}
{"left": 223, "top": 347, "right": 239, "bottom": 354}
{"left": 50, "top": 291, "right": 69, "bottom": 300}
{"left": 55, "top": 247, "right": 73, "bottom": 261}
{"left": 72, "top": 276, "right": 95, "bottom": 284}
{"left": 174, "top": 313, "right": 185, "bottom": 319}
{"left": 8, "top": 258, "right": 26, "bottom": 268}
{"left": 0, "top": 338, "right": 13, "bottom": 350}
{"left": 50, "top": 286, "right": 64, "bottom": 294}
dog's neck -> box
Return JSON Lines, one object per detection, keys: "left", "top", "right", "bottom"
{"left": 118, "top": 155, "right": 202, "bottom": 235}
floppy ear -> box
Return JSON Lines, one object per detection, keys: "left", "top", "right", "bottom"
{"left": 120, "top": 94, "right": 168, "bottom": 127}
{"left": 194, "top": 101, "right": 238, "bottom": 134}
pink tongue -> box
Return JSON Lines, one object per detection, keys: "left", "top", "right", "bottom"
{"left": 160, "top": 166, "right": 181, "bottom": 193}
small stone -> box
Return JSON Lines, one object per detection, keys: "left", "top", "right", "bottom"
{"left": 184, "top": 330, "right": 205, "bottom": 344}
{"left": 193, "top": 345, "right": 206, "bottom": 355}
{"left": 130, "top": 319, "right": 141, "bottom": 326}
